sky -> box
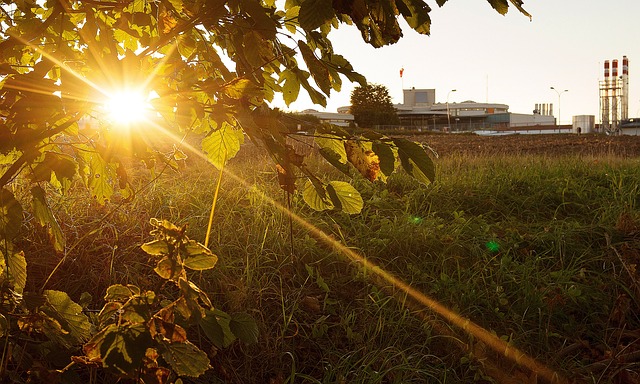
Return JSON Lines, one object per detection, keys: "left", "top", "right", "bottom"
{"left": 273, "top": 0, "right": 640, "bottom": 125}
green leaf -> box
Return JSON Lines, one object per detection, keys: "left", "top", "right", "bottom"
{"left": 159, "top": 340, "right": 211, "bottom": 377}
{"left": 182, "top": 241, "right": 218, "bottom": 271}
{"left": 201, "top": 122, "right": 244, "bottom": 169}
{"left": 0, "top": 188, "right": 23, "bottom": 241}
{"left": 372, "top": 140, "right": 397, "bottom": 178}
{"left": 43, "top": 290, "right": 92, "bottom": 344}
{"left": 302, "top": 180, "right": 333, "bottom": 212}
{"left": 141, "top": 239, "right": 169, "bottom": 256}
{"left": 86, "top": 152, "right": 114, "bottom": 205}
{"left": 31, "top": 186, "right": 65, "bottom": 252}
{"left": 315, "top": 133, "right": 352, "bottom": 177}
{"left": 105, "top": 284, "right": 138, "bottom": 301}
{"left": 327, "top": 181, "right": 363, "bottom": 214}
{"left": 98, "top": 302, "right": 122, "bottom": 326}
{"left": 199, "top": 309, "right": 235, "bottom": 348}
{"left": 393, "top": 138, "right": 435, "bottom": 184}
{"left": 280, "top": 69, "right": 301, "bottom": 106}
{"left": 31, "top": 152, "right": 78, "bottom": 188}
{"left": 299, "top": 0, "right": 335, "bottom": 31}
{"left": 0, "top": 249, "right": 27, "bottom": 294}
{"left": 155, "top": 256, "right": 184, "bottom": 280}
{"left": 397, "top": 0, "right": 432, "bottom": 35}
{"left": 229, "top": 312, "right": 259, "bottom": 344}
{"left": 299, "top": 41, "right": 331, "bottom": 95}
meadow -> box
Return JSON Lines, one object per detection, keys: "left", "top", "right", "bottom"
{"left": 23, "top": 133, "right": 640, "bottom": 383}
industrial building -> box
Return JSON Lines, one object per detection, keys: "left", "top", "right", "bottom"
{"left": 301, "top": 88, "right": 556, "bottom": 132}
{"left": 394, "top": 88, "right": 555, "bottom": 131}
{"left": 301, "top": 55, "right": 636, "bottom": 135}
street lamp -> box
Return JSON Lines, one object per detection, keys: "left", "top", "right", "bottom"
{"left": 447, "top": 89, "right": 457, "bottom": 131}
{"left": 550, "top": 87, "right": 568, "bottom": 125}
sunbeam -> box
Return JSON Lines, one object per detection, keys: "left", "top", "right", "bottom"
{"left": 138, "top": 119, "right": 569, "bottom": 384}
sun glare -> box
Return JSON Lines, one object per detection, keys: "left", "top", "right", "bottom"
{"left": 105, "top": 89, "right": 151, "bottom": 126}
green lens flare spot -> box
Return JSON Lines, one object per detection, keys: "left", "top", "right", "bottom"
{"left": 486, "top": 241, "right": 500, "bottom": 253}
{"left": 409, "top": 216, "right": 423, "bottom": 224}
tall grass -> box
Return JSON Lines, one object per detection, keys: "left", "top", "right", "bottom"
{"left": 23, "top": 142, "right": 640, "bottom": 383}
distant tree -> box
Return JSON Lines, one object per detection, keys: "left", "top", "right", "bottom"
{"left": 350, "top": 84, "right": 400, "bottom": 128}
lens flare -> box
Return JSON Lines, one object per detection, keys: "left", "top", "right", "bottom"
{"left": 486, "top": 240, "right": 500, "bottom": 252}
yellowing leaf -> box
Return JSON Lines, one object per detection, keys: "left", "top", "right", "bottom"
{"left": 344, "top": 140, "right": 381, "bottom": 182}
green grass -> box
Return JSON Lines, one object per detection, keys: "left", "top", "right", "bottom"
{"left": 22, "top": 143, "right": 640, "bottom": 383}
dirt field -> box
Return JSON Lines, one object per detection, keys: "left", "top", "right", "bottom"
{"left": 407, "top": 132, "right": 640, "bottom": 158}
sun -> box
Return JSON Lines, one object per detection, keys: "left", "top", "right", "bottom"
{"left": 104, "top": 89, "right": 152, "bottom": 126}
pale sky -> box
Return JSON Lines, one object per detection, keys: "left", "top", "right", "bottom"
{"left": 274, "top": 0, "right": 640, "bottom": 125}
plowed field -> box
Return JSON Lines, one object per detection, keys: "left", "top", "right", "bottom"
{"left": 408, "top": 133, "right": 640, "bottom": 158}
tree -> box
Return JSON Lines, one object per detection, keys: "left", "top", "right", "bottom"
{"left": 350, "top": 83, "right": 400, "bottom": 128}
{"left": 0, "top": 0, "right": 530, "bottom": 380}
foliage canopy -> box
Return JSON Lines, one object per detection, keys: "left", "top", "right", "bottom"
{"left": 350, "top": 83, "right": 400, "bottom": 128}
{"left": 0, "top": 0, "right": 529, "bottom": 380}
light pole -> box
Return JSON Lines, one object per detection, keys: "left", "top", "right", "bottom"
{"left": 550, "top": 87, "right": 568, "bottom": 125}
{"left": 447, "top": 89, "right": 457, "bottom": 131}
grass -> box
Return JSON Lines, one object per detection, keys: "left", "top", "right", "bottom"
{"left": 19, "top": 138, "right": 640, "bottom": 383}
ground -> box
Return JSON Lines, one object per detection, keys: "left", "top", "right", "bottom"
{"left": 405, "top": 132, "right": 640, "bottom": 157}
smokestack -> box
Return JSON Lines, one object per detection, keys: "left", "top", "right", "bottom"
{"left": 605, "top": 60, "right": 610, "bottom": 78}
{"left": 622, "top": 56, "right": 629, "bottom": 120}
{"left": 612, "top": 59, "right": 619, "bottom": 129}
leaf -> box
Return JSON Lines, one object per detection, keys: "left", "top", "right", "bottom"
{"left": 31, "top": 186, "right": 65, "bottom": 252}
{"left": 86, "top": 153, "right": 114, "bottom": 205}
{"left": 31, "top": 152, "right": 78, "bottom": 188}
{"left": 141, "top": 239, "right": 169, "bottom": 256}
{"left": 393, "top": 138, "right": 435, "bottom": 184}
{"left": 182, "top": 240, "right": 218, "bottom": 271}
{"left": 485, "top": 0, "right": 509, "bottom": 15}
{"left": 280, "top": 69, "right": 301, "bottom": 106}
{"left": 199, "top": 309, "right": 235, "bottom": 348}
{"left": 298, "top": 41, "right": 331, "bottom": 95}
{"left": 327, "top": 181, "right": 363, "bottom": 214}
{"left": 43, "top": 290, "right": 92, "bottom": 344}
{"left": 159, "top": 340, "right": 211, "bottom": 377}
{"left": 98, "top": 302, "right": 122, "bottom": 326}
{"left": 155, "top": 256, "right": 184, "bottom": 280}
{"left": 0, "top": 249, "right": 27, "bottom": 294}
{"left": 104, "top": 284, "right": 138, "bottom": 301}
{"left": 302, "top": 180, "right": 333, "bottom": 212}
{"left": 344, "top": 140, "right": 382, "bottom": 182}
{"left": 397, "top": 0, "right": 432, "bottom": 35}
{"left": 149, "top": 318, "right": 188, "bottom": 343}
{"left": 299, "top": 0, "right": 335, "bottom": 31}
{"left": 201, "top": 122, "right": 244, "bottom": 169}
{"left": 0, "top": 188, "right": 23, "bottom": 241}
{"left": 229, "top": 312, "right": 259, "bottom": 344}
{"left": 84, "top": 323, "right": 151, "bottom": 375}
{"left": 372, "top": 140, "right": 397, "bottom": 179}
{"left": 0, "top": 314, "right": 7, "bottom": 338}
